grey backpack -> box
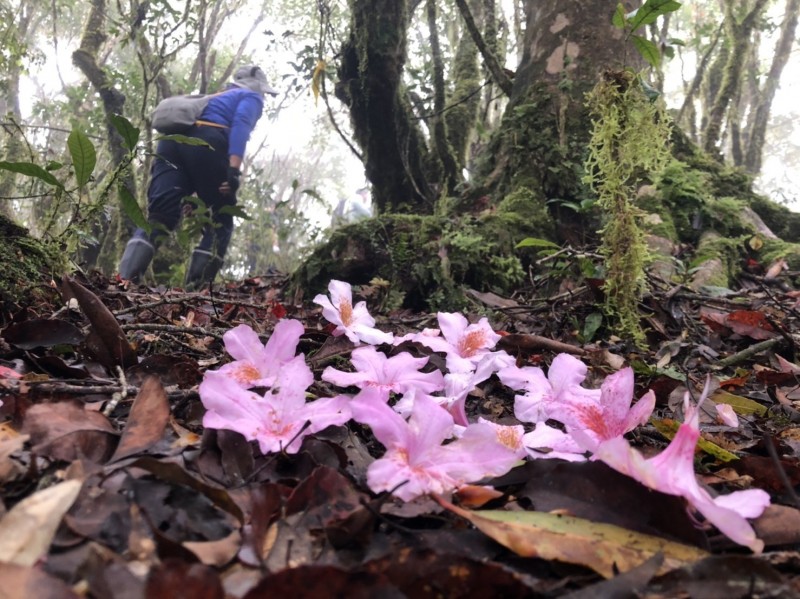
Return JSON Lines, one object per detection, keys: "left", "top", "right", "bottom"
{"left": 151, "top": 93, "right": 220, "bottom": 134}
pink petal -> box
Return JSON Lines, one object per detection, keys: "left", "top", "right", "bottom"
{"left": 437, "top": 312, "right": 470, "bottom": 346}
{"left": 222, "top": 324, "right": 264, "bottom": 363}
{"left": 714, "top": 403, "right": 739, "bottom": 427}
{"left": 351, "top": 395, "right": 412, "bottom": 449}
{"left": 624, "top": 390, "right": 656, "bottom": 433}
{"left": 262, "top": 319, "right": 304, "bottom": 363}
{"left": 548, "top": 353, "right": 591, "bottom": 393}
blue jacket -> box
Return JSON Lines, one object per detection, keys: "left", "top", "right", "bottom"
{"left": 200, "top": 85, "right": 264, "bottom": 159}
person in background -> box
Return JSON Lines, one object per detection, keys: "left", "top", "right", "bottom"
{"left": 118, "top": 65, "right": 278, "bottom": 288}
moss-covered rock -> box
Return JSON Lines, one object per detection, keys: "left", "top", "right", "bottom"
{"left": 292, "top": 203, "right": 551, "bottom": 311}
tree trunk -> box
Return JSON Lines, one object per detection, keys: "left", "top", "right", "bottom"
{"left": 743, "top": 0, "right": 800, "bottom": 174}
{"left": 335, "top": 0, "right": 433, "bottom": 214}
{"left": 702, "top": 0, "right": 770, "bottom": 155}
{"left": 72, "top": 0, "right": 137, "bottom": 271}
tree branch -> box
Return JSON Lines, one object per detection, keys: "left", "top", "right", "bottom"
{"left": 454, "top": 0, "right": 513, "bottom": 97}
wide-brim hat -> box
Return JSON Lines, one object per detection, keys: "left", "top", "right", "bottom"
{"left": 233, "top": 65, "right": 279, "bottom": 96}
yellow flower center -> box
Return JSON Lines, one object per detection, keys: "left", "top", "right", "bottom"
{"left": 339, "top": 300, "right": 354, "bottom": 326}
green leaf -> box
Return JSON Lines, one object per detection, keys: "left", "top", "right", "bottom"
{"left": 436, "top": 496, "right": 707, "bottom": 579}
{"left": 118, "top": 187, "right": 151, "bottom": 234}
{"left": 67, "top": 130, "right": 96, "bottom": 187}
{"left": 155, "top": 134, "right": 213, "bottom": 147}
{"left": 629, "top": 0, "right": 682, "bottom": 31}
{"left": 110, "top": 115, "right": 140, "bottom": 152}
{"left": 217, "top": 205, "right": 252, "bottom": 220}
{"left": 0, "top": 161, "right": 64, "bottom": 189}
{"left": 582, "top": 312, "right": 603, "bottom": 342}
{"left": 631, "top": 35, "right": 661, "bottom": 67}
{"left": 516, "top": 237, "right": 560, "bottom": 249}
{"left": 612, "top": 2, "right": 627, "bottom": 28}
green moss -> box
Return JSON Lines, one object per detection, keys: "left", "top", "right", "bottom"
{"left": 760, "top": 239, "right": 800, "bottom": 269}
{"left": 0, "top": 216, "right": 65, "bottom": 308}
{"left": 688, "top": 233, "right": 746, "bottom": 288}
{"left": 292, "top": 209, "right": 538, "bottom": 312}
{"left": 584, "top": 70, "right": 672, "bottom": 344}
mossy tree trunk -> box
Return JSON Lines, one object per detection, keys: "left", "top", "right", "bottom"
{"left": 335, "top": 0, "right": 434, "bottom": 214}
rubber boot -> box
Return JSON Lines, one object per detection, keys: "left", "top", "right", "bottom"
{"left": 118, "top": 238, "right": 155, "bottom": 282}
{"left": 185, "top": 249, "right": 224, "bottom": 290}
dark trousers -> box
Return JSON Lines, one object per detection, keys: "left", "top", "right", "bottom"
{"left": 132, "top": 125, "right": 235, "bottom": 257}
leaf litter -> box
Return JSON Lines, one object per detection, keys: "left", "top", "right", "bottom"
{"left": 0, "top": 269, "right": 798, "bottom": 597}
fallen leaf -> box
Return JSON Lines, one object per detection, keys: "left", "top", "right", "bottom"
{"left": 710, "top": 389, "right": 768, "bottom": 417}
{"left": 651, "top": 418, "right": 739, "bottom": 462}
{"left": 109, "top": 376, "right": 170, "bottom": 462}
{"left": 435, "top": 496, "right": 708, "bottom": 578}
{"left": 184, "top": 529, "right": 242, "bottom": 567}
{"left": 0, "top": 562, "right": 80, "bottom": 598}
{"left": 752, "top": 504, "right": 800, "bottom": 548}
{"left": 1, "top": 318, "right": 85, "bottom": 350}
{"left": 454, "top": 485, "right": 504, "bottom": 508}
{"left": 0, "top": 479, "right": 83, "bottom": 565}
{"left": 724, "top": 310, "right": 777, "bottom": 340}
{"left": 61, "top": 276, "right": 138, "bottom": 369}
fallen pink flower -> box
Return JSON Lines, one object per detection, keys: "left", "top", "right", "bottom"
{"left": 216, "top": 319, "right": 305, "bottom": 388}
{"left": 498, "top": 353, "right": 601, "bottom": 425}
{"left": 395, "top": 312, "right": 502, "bottom": 373}
{"left": 587, "top": 385, "right": 770, "bottom": 552}
{"left": 313, "top": 280, "right": 393, "bottom": 346}
{"left": 351, "top": 393, "right": 519, "bottom": 501}
{"left": 322, "top": 346, "right": 444, "bottom": 402}
{"left": 564, "top": 367, "right": 655, "bottom": 451}
{"left": 200, "top": 356, "right": 351, "bottom": 454}
{"left": 393, "top": 352, "right": 514, "bottom": 426}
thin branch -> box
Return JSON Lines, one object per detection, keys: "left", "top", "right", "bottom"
{"left": 454, "top": 0, "right": 513, "bottom": 97}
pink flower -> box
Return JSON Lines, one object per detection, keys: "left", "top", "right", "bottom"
{"left": 313, "top": 280, "right": 393, "bottom": 346}
{"left": 351, "top": 394, "right": 520, "bottom": 501}
{"left": 216, "top": 319, "right": 305, "bottom": 388}
{"left": 322, "top": 346, "right": 444, "bottom": 401}
{"left": 395, "top": 312, "right": 502, "bottom": 373}
{"left": 588, "top": 386, "right": 770, "bottom": 552}
{"left": 200, "top": 356, "right": 351, "bottom": 454}
{"left": 564, "top": 367, "right": 655, "bottom": 451}
{"left": 498, "top": 353, "right": 601, "bottom": 425}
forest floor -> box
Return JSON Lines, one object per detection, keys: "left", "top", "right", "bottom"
{"left": 1, "top": 262, "right": 800, "bottom": 598}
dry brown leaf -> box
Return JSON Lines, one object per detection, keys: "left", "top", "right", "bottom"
{"left": 0, "top": 479, "right": 83, "bottom": 566}
{"left": 109, "top": 375, "right": 170, "bottom": 462}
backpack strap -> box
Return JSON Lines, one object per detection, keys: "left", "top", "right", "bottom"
{"left": 195, "top": 119, "right": 228, "bottom": 129}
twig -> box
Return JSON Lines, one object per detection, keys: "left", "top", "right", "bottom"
{"left": 11, "top": 380, "right": 198, "bottom": 401}
{"left": 102, "top": 366, "right": 129, "bottom": 416}
{"left": 119, "top": 322, "right": 224, "bottom": 340}
{"left": 712, "top": 338, "right": 782, "bottom": 369}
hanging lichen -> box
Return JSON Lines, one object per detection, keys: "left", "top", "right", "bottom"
{"left": 583, "top": 69, "right": 671, "bottom": 344}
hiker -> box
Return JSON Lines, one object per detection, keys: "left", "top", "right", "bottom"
{"left": 118, "top": 65, "right": 278, "bottom": 288}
